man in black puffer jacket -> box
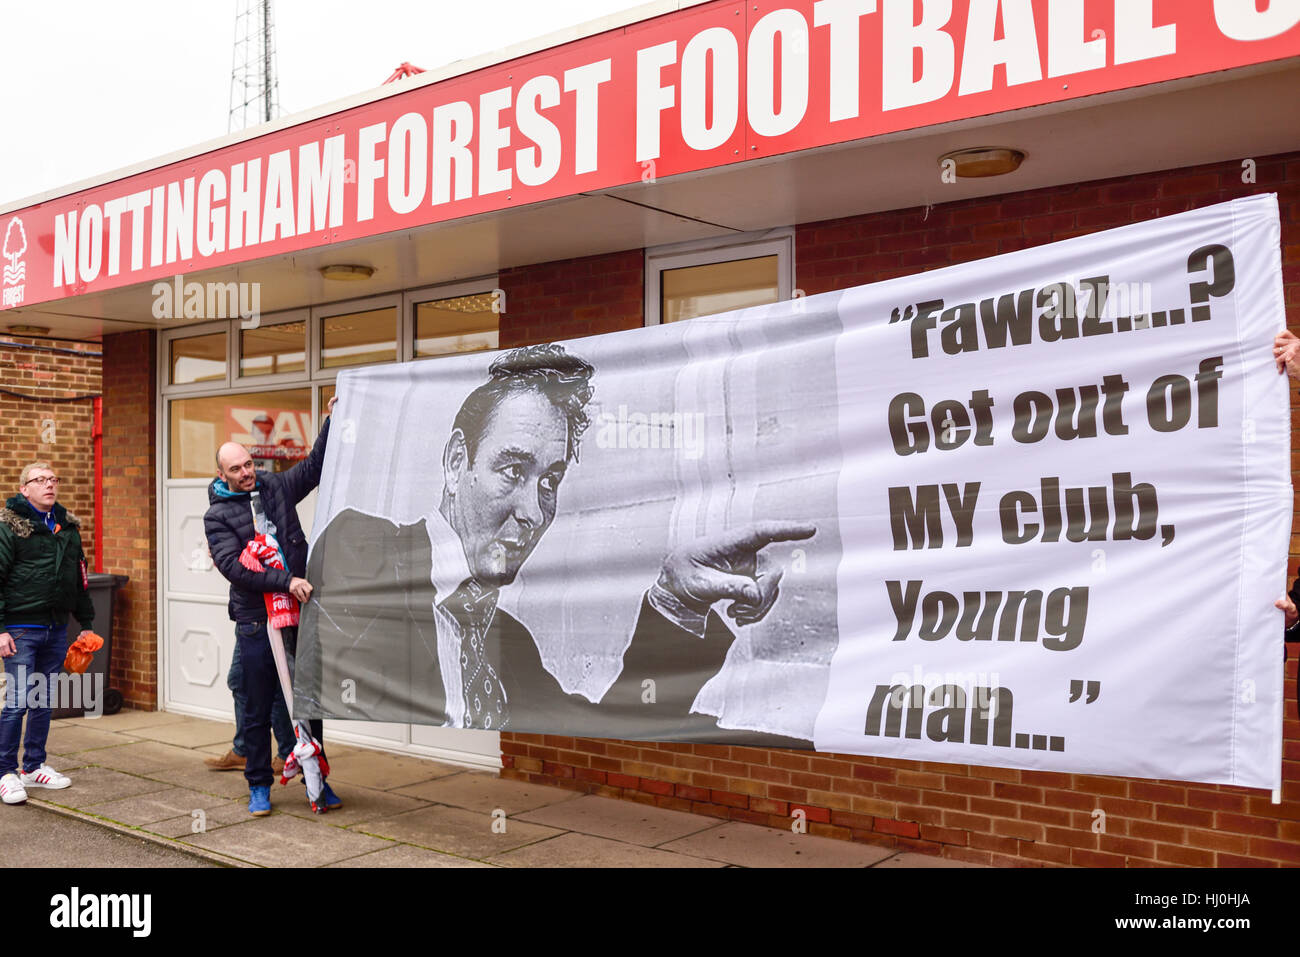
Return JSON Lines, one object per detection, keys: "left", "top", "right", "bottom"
{"left": 204, "top": 399, "right": 335, "bottom": 816}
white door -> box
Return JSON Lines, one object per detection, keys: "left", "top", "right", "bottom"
{"left": 163, "top": 482, "right": 234, "bottom": 717}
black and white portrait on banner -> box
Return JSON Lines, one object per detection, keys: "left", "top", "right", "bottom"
{"left": 296, "top": 291, "right": 845, "bottom": 745}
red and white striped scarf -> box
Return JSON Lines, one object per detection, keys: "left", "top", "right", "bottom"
{"left": 237, "top": 533, "right": 299, "bottom": 629}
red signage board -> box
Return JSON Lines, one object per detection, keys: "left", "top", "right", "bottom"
{"left": 2, "top": 0, "right": 1297, "bottom": 312}
{"left": 227, "top": 406, "right": 311, "bottom": 463}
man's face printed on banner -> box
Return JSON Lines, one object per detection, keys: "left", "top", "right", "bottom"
{"left": 444, "top": 388, "right": 569, "bottom": 589}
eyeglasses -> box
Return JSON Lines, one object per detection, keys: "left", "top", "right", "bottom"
{"left": 24, "top": 477, "right": 59, "bottom": 487}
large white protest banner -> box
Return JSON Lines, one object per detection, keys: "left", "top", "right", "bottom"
{"left": 299, "top": 194, "right": 1287, "bottom": 790}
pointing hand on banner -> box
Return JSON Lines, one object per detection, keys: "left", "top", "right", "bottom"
{"left": 1272, "top": 329, "right": 1300, "bottom": 380}
{"left": 656, "top": 521, "right": 816, "bottom": 621}
{"left": 728, "top": 552, "right": 784, "bottom": 626}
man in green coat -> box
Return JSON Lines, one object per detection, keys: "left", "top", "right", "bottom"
{"left": 0, "top": 462, "right": 96, "bottom": 805}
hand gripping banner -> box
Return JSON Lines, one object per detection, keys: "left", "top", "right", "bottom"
{"left": 297, "top": 195, "right": 1288, "bottom": 790}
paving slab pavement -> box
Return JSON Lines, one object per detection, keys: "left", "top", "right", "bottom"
{"left": 86, "top": 740, "right": 214, "bottom": 774}
{"left": 489, "top": 832, "right": 728, "bottom": 868}
{"left": 45, "top": 765, "right": 174, "bottom": 809}
{"left": 157, "top": 765, "right": 263, "bottom": 800}
{"left": 44, "top": 724, "right": 140, "bottom": 753}
{"left": 126, "top": 717, "right": 237, "bottom": 748}
{"left": 27, "top": 709, "right": 986, "bottom": 868}
{"left": 659, "top": 821, "right": 898, "bottom": 867}
{"left": 274, "top": 783, "right": 429, "bottom": 826}
{"left": 325, "top": 749, "right": 461, "bottom": 790}
{"left": 356, "top": 804, "right": 565, "bottom": 858}
{"left": 144, "top": 801, "right": 252, "bottom": 839}
{"left": 184, "top": 813, "right": 393, "bottom": 867}
{"left": 84, "top": 786, "right": 235, "bottom": 826}
{"left": 58, "top": 710, "right": 193, "bottom": 733}
{"left": 516, "top": 793, "right": 720, "bottom": 846}
{"left": 392, "top": 769, "right": 583, "bottom": 813}
{"left": 326, "top": 844, "right": 494, "bottom": 868}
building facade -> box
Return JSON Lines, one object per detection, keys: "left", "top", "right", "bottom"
{"left": 3, "top": 0, "right": 1298, "bottom": 864}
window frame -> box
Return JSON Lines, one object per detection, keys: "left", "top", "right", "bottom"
{"left": 643, "top": 228, "right": 795, "bottom": 327}
{"left": 403, "top": 278, "right": 502, "bottom": 362}
{"left": 232, "top": 308, "right": 311, "bottom": 386}
{"left": 159, "top": 279, "right": 500, "bottom": 476}
{"left": 160, "top": 321, "right": 234, "bottom": 395}
{"left": 312, "top": 292, "right": 403, "bottom": 379}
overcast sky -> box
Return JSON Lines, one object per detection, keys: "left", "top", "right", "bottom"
{"left": 0, "top": 0, "right": 644, "bottom": 208}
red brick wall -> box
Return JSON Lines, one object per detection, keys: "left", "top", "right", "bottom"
{"left": 498, "top": 249, "right": 643, "bottom": 348}
{"left": 100, "top": 331, "right": 158, "bottom": 710}
{"left": 501, "top": 149, "right": 1300, "bottom": 866}
{"left": 0, "top": 336, "right": 101, "bottom": 559}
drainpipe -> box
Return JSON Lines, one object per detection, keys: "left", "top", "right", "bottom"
{"left": 93, "top": 396, "right": 103, "bottom": 571}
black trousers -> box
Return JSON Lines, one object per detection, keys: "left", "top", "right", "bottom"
{"left": 235, "top": 621, "right": 324, "bottom": 788}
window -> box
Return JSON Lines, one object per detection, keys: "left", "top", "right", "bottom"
{"left": 414, "top": 292, "right": 499, "bottom": 358}
{"left": 240, "top": 319, "right": 306, "bottom": 377}
{"left": 661, "top": 255, "right": 780, "bottom": 323}
{"left": 169, "top": 332, "right": 227, "bottom": 385}
{"left": 162, "top": 282, "right": 496, "bottom": 481}
{"left": 320, "top": 306, "right": 398, "bottom": 369}
{"left": 645, "top": 230, "right": 794, "bottom": 326}
{"left": 169, "top": 388, "right": 312, "bottom": 479}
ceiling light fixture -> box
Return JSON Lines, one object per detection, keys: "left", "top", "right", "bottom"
{"left": 7, "top": 324, "right": 51, "bottom": 335}
{"left": 319, "top": 264, "right": 375, "bottom": 281}
{"left": 939, "top": 147, "right": 1026, "bottom": 178}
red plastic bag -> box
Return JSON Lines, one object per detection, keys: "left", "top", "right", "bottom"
{"left": 63, "top": 631, "right": 104, "bottom": 674}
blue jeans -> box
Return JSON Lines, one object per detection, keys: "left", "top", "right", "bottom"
{"left": 235, "top": 621, "right": 324, "bottom": 787}
{"left": 0, "top": 624, "right": 68, "bottom": 777}
{"left": 229, "top": 638, "right": 295, "bottom": 761}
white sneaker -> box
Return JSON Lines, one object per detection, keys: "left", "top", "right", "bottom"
{"left": 0, "top": 773, "right": 27, "bottom": 804}
{"left": 20, "top": 764, "right": 70, "bottom": 790}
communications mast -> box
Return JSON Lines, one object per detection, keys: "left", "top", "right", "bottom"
{"left": 228, "top": 0, "right": 282, "bottom": 132}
